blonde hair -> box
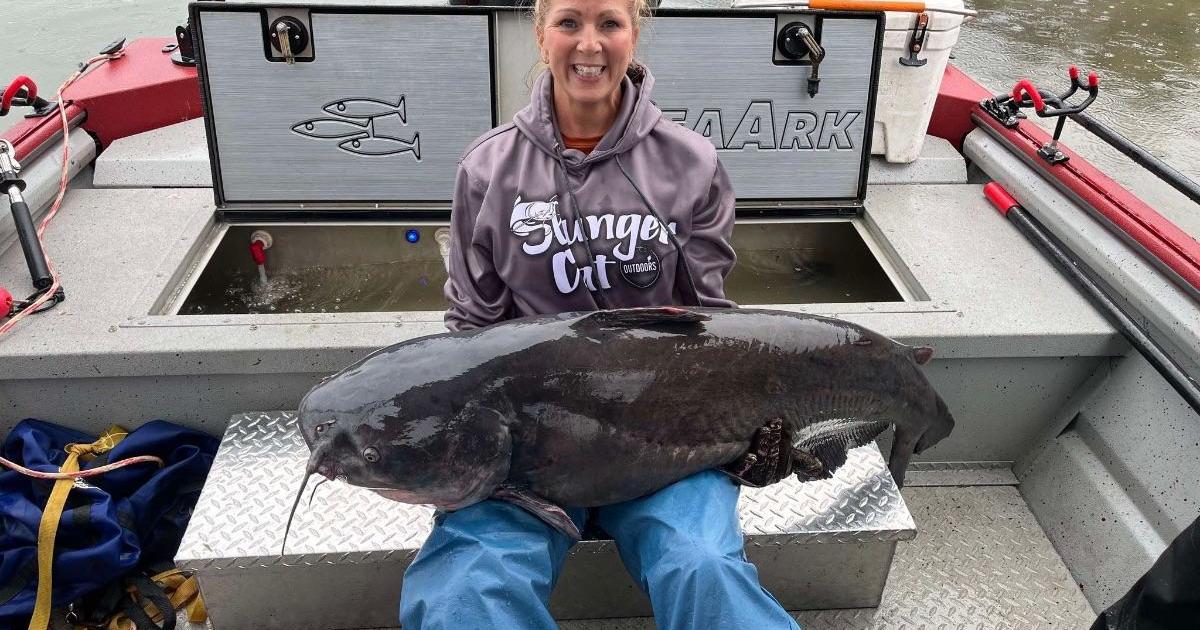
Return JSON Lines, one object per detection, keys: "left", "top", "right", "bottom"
{"left": 532, "top": 0, "right": 653, "bottom": 33}
{"left": 529, "top": 0, "right": 653, "bottom": 85}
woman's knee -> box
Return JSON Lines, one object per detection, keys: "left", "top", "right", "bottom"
{"left": 399, "top": 502, "right": 573, "bottom": 629}
{"left": 640, "top": 535, "right": 745, "bottom": 587}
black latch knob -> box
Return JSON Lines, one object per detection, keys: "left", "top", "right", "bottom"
{"left": 777, "top": 22, "right": 817, "bottom": 61}
{"left": 269, "top": 16, "right": 310, "bottom": 63}
{"left": 777, "top": 22, "right": 825, "bottom": 98}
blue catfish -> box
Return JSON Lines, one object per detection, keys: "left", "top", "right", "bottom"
{"left": 284, "top": 307, "right": 954, "bottom": 547}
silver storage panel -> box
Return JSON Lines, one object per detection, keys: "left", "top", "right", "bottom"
{"left": 637, "top": 14, "right": 879, "bottom": 201}
{"left": 176, "top": 412, "right": 915, "bottom": 628}
{"left": 196, "top": 8, "right": 493, "bottom": 204}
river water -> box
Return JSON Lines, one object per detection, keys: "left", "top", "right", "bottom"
{"left": 1, "top": 0, "right": 1197, "bottom": 235}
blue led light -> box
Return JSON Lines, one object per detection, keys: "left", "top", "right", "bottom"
{"left": 405, "top": 229, "right": 420, "bottom": 243}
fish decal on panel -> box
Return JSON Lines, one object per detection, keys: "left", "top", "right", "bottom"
{"left": 291, "top": 118, "right": 370, "bottom": 139}
{"left": 290, "top": 95, "right": 421, "bottom": 161}
{"left": 339, "top": 132, "right": 421, "bottom": 158}
{"left": 324, "top": 96, "right": 407, "bottom": 123}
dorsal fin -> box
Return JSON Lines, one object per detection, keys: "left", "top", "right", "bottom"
{"left": 573, "top": 307, "right": 710, "bottom": 330}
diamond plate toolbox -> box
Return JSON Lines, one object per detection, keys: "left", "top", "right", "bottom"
{"left": 177, "top": 412, "right": 916, "bottom": 629}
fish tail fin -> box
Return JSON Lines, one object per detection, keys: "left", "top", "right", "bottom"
{"left": 408, "top": 132, "right": 421, "bottom": 161}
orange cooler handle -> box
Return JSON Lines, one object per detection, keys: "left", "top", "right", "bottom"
{"left": 808, "top": 0, "right": 927, "bottom": 12}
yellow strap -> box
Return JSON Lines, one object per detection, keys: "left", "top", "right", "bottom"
{"left": 27, "top": 426, "right": 129, "bottom": 630}
{"left": 99, "top": 570, "right": 208, "bottom": 629}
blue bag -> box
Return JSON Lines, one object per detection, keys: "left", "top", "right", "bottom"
{"left": 0, "top": 418, "right": 218, "bottom": 626}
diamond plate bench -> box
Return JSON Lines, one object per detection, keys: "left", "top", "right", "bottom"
{"left": 176, "top": 412, "right": 916, "bottom": 629}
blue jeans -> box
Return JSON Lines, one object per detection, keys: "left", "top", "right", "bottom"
{"left": 398, "top": 470, "right": 801, "bottom": 630}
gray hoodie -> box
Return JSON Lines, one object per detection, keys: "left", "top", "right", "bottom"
{"left": 443, "top": 66, "right": 737, "bottom": 331}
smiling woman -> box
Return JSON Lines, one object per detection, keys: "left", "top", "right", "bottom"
{"left": 408, "top": 0, "right": 806, "bottom": 626}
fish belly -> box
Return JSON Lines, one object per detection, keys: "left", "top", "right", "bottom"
{"left": 508, "top": 405, "right": 753, "bottom": 507}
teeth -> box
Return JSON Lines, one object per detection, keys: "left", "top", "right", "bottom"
{"left": 573, "top": 65, "right": 604, "bottom": 77}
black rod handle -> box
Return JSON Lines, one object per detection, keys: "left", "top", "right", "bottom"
{"left": 5, "top": 186, "right": 53, "bottom": 290}
{"left": 985, "top": 182, "right": 1200, "bottom": 416}
{"left": 1070, "top": 111, "right": 1200, "bottom": 206}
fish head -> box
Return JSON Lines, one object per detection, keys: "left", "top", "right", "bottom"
{"left": 295, "top": 365, "right": 511, "bottom": 510}
{"left": 323, "top": 99, "right": 353, "bottom": 117}
{"left": 509, "top": 196, "right": 558, "bottom": 237}
{"left": 295, "top": 376, "right": 409, "bottom": 491}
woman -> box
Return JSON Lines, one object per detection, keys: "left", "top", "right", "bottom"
{"left": 399, "top": 0, "right": 803, "bottom": 628}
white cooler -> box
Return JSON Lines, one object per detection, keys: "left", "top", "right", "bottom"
{"left": 872, "top": 0, "right": 966, "bottom": 163}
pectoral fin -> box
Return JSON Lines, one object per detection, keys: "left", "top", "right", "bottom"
{"left": 492, "top": 485, "right": 581, "bottom": 541}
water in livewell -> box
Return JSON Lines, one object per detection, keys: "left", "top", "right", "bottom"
{"left": 180, "top": 259, "right": 451, "bottom": 315}
{"left": 179, "top": 243, "right": 899, "bottom": 314}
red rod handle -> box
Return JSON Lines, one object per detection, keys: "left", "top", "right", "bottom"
{"left": 1, "top": 75, "right": 37, "bottom": 115}
{"left": 984, "top": 182, "right": 1020, "bottom": 217}
{"left": 1011, "top": 79, "right": 1046, "bottom": 112}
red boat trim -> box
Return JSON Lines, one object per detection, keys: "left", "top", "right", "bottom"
{"left": 61, "top": 38, "right": 202, "bottom": 152}
{"left": 928, "top": 64, "right": 992, "bottom": 151}
{"left": 2, "top": 106, "right": 87, "bottom": 162}
{"left": 931, "top": 63, "right": 1200, "bottom": 294}
{"left": 973, "top": 110, "right": 1200, "bottom": 293}
{"left": 0, "top": 38, "right": 200, "bottom": 160}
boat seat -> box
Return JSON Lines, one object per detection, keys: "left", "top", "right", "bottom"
{"left": 176, "top": 411, "right": 916, "bottom": 629}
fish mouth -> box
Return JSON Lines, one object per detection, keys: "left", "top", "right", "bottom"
{"left": 367, "top": 466, "right": 495, "bottom": 511}
{"left": 316, "top": 462, "right": 341, "bottom": 482}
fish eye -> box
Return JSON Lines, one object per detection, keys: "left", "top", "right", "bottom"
{"left": 363, "top": 446, "right": 380, "bottom": 463}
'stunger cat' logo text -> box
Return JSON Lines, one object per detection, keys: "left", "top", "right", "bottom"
{"left": 509, "top": 196, "right": 677, "bottom": 295}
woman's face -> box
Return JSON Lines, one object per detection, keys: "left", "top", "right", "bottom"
{"left": 538, "top": 0, "right": 639, "bottom": 112}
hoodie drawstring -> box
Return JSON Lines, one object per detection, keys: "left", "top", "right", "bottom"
{"left": 550, "top": 145, "right": 704, "bottom": 309}
{"left": 552, "top": 143, "right": 612, "bottom": 310}
{"left": 615, "top": 155, "right": 703, "bottom": 306}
